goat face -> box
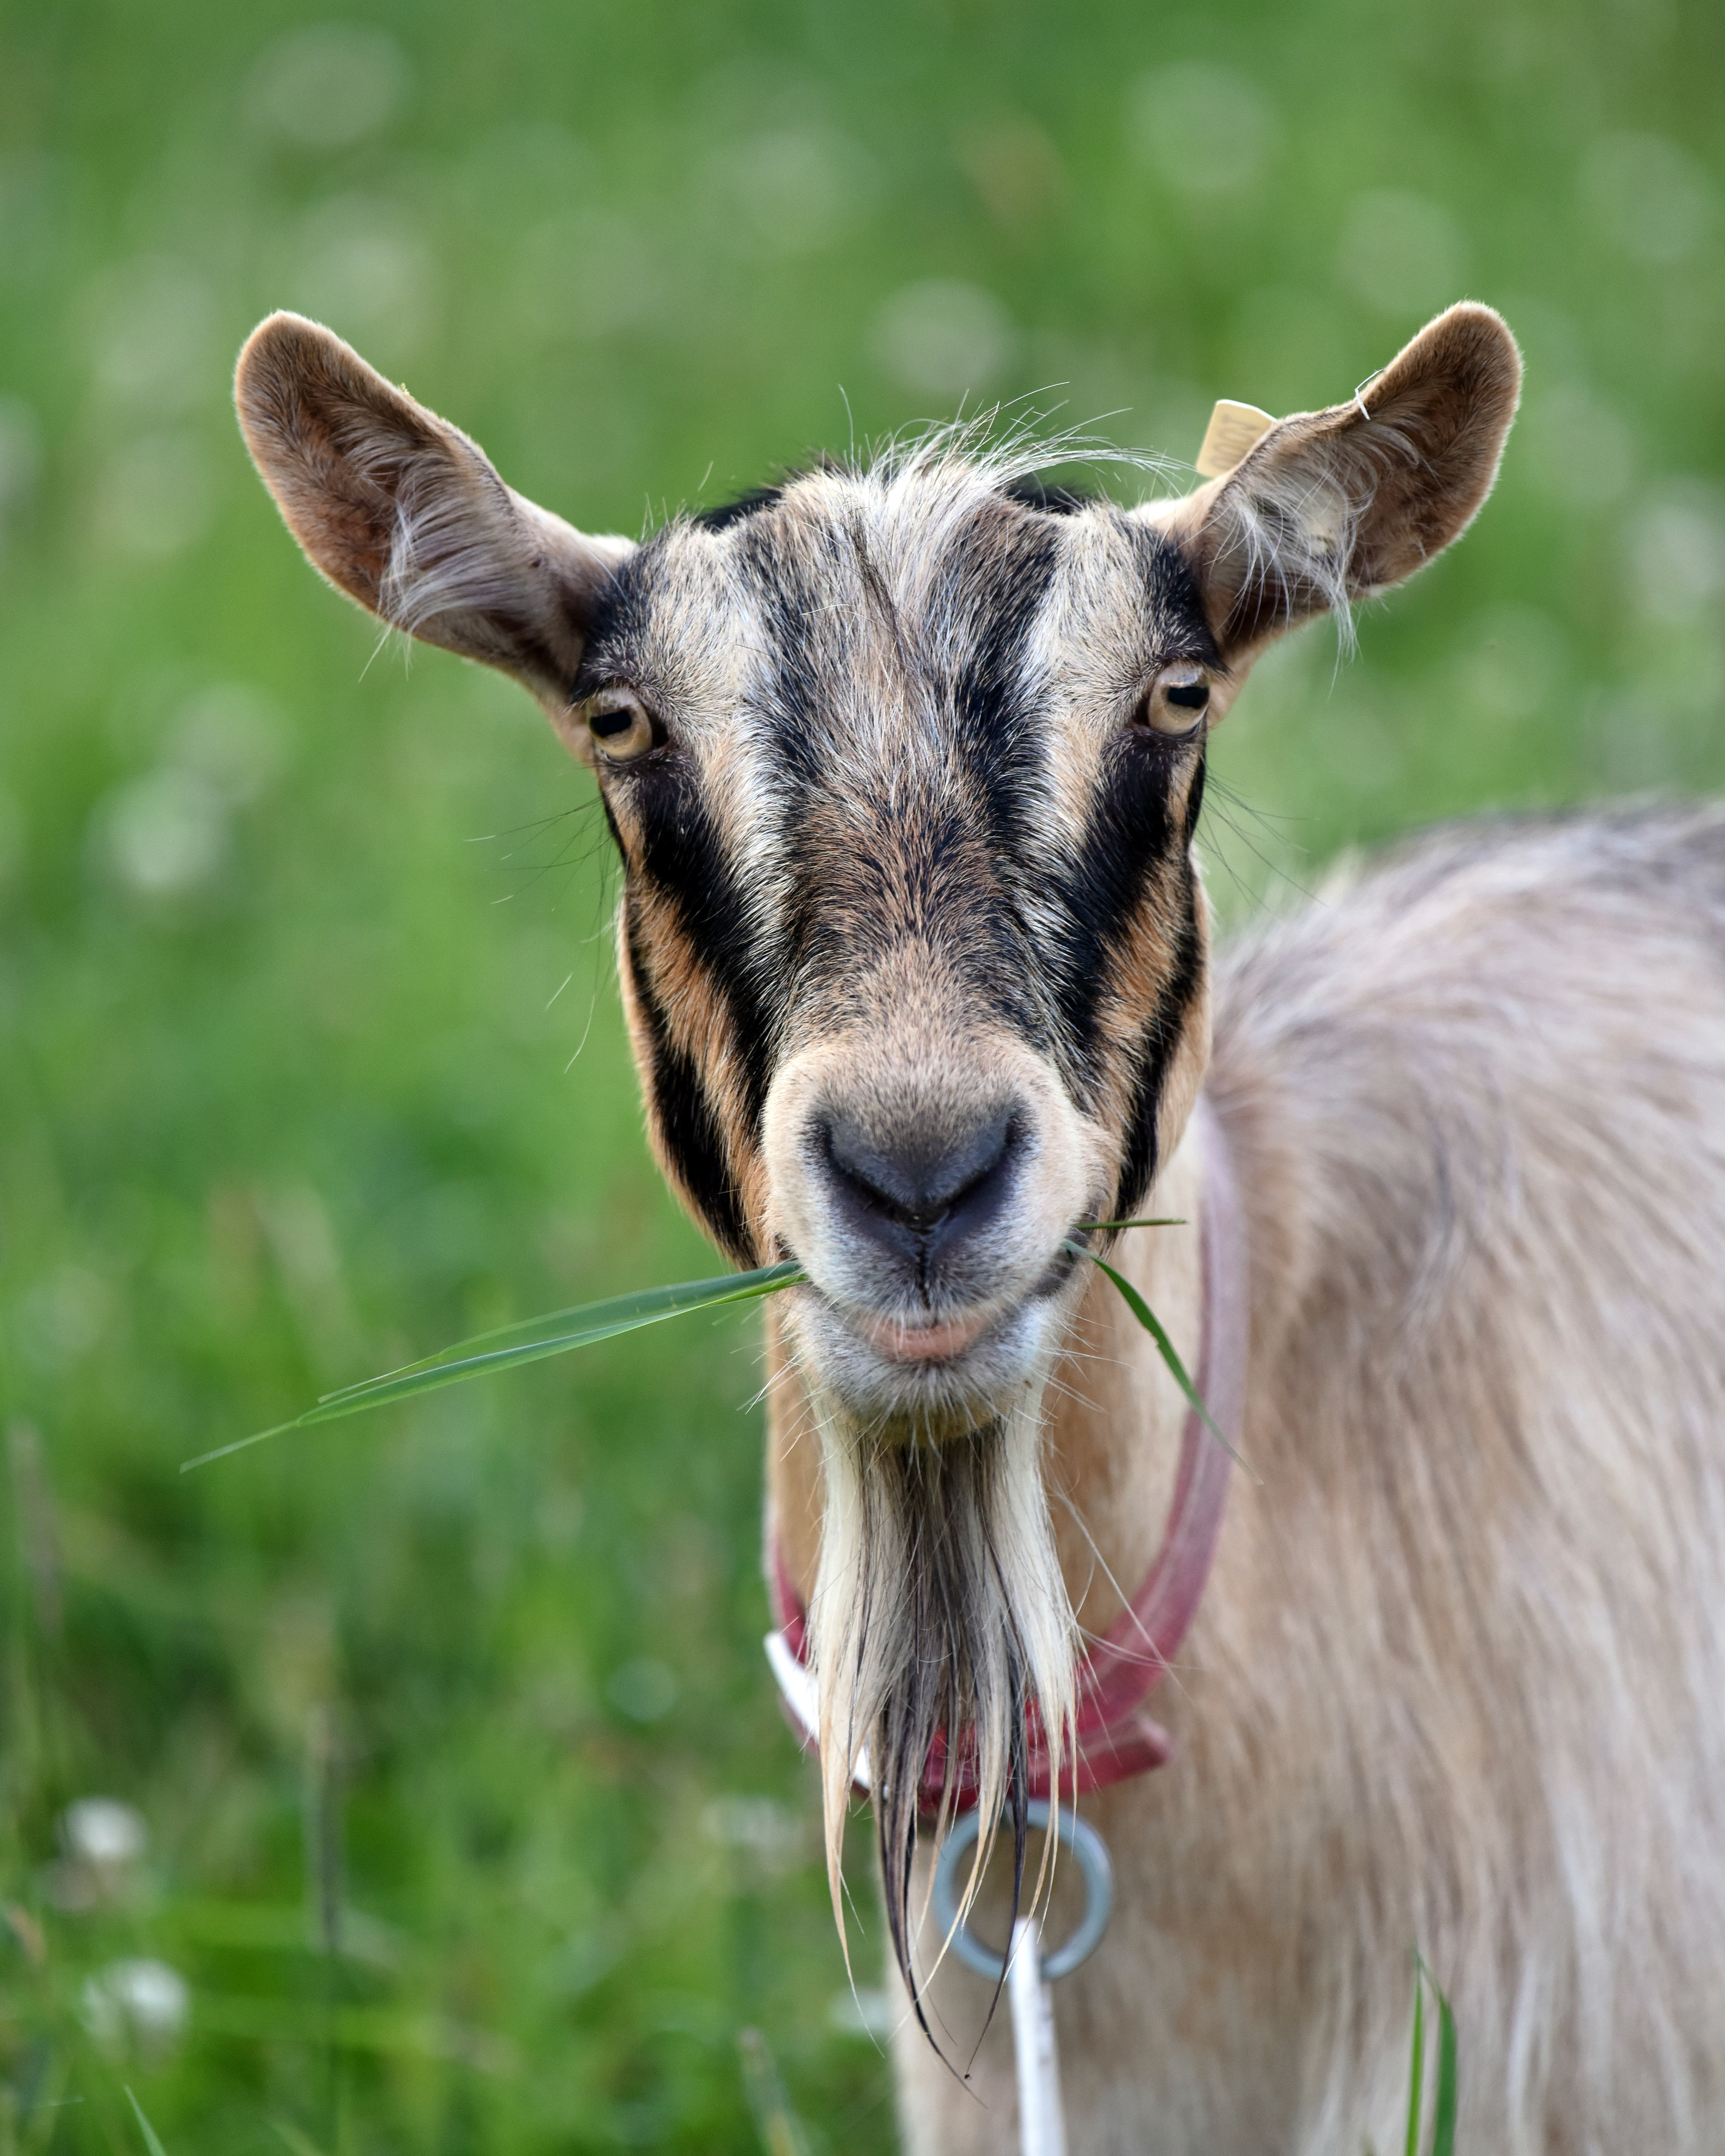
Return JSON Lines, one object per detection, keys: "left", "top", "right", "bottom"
{"left": 236, "top": 304, "right": 1517, "bottom": 1440}
{"left": 581, "top": 463, "right": 1219, "bottom": 1437}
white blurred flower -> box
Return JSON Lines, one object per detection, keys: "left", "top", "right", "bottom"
{"left": 81, "top": 1958, "right": 189, "bottom": 2056}
{"left": 81, "top": 258, "right": 218, "bottom": 415}
{"left": 710, "top": 125, "right": 878, "bottom": 256}
{"left": 872, "top": 280, "right": 1018, "bottom": 400}
{"left": 94, "top": 431, "right": 215, "bottom": 560}
{"left": 167, "top": 683, "right": 292, "bottom": 805}
{"left": 1127, "top": 64, "right": 1279, "bottom": 197}
{"left": 1580, "top": 133, "right": 1718, "bottom": 267}
{"left": 17, "top": 1267, "right": 111, "bottom": 1369}
{"left": 46, "top": 1793, "right": 145, "bottom": 1906}
{"left": 701, "top": 1794, "right": 808, "bottom": 1877}
{"left": 1625, "top": 483, "right": 1725, "bottom": 624}
{"left": 62, "top": 1797, "right": 148, "bottom": 1870}
{"left": 246, "top": 23, "right": 409, "bottom": 150}
{"left": 97, "top": 767, "right": 228, "bottom": 895}
{"left": 1520, "top": 382, "right": 1637, "bottom": 509}
{"left": 286, "top": 196, "right": 437, "bottom": 361}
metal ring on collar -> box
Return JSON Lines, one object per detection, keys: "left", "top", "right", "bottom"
{"left": 929, "top": 1800, "right": 1114, "bottom": 1983}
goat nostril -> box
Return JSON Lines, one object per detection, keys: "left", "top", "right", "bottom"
{"left": 817, "top": 1109, "right": 1020, "bottom": 1235}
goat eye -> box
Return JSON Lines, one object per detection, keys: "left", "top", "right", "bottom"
{"left": 583, "top": 693, "right": 657, "bottom": 763}
{"left": 1138, "top": 664, "right": 1212, "bottom": 736}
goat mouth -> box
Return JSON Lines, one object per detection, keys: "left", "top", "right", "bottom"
{"left": 777, "top": 1235, "right": 1094, "bottom": 1382}
{"left": 854, "top": 1309, "right": 993, "bottom": 1364}
{"left": 781, "top": 1279, "right": 1058, "bottom": 1431}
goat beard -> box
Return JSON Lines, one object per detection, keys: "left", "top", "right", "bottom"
{"left": 807, "top": 1393, "right": 1077, "bottom": 2016}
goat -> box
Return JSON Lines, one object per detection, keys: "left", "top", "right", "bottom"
{"left": 236, "top": 299, "right": 1725, "bottom": 2153}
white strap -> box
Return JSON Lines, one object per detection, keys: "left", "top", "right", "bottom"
{"left": 762, "top": 1630, "right": 872, "bottom": 1790}
{"left": 1009, "top": 1917, "right": 1067, "bottom": 2156}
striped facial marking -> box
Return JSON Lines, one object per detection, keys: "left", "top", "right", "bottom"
{"left": 577, "top": 454, "right": 1218, "bottom": 1412}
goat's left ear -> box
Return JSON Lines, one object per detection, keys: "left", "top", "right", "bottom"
{"left": 235, "top": 312, "right": 634, "bottom": 743}
{"left": 1148, "top": 302, "right": 1521, "bottom": 666}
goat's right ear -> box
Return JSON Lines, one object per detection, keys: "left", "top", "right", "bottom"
{"left": 235, "top": 313, "right": 633, "bottom": 750}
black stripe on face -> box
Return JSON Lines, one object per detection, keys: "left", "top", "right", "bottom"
{"left": 691, "top": 485, "right": 785, "bottom": 532}
{"left": 629, "top": 762, "right": 779, "bottom": 1141}
{"left": 623, "top": 903, "right": 755, "bottom": 1263}
{"left": 1043, "top": 740, "right": 1180, "bottom": 1102}
{"left": 950, "top": 514, "right": 1062, "bottom": 891}
{"left": 1040, "top": 529, "right": 1217, "bottom": 1099}
{"left": 1109, "top": 865, "right": 1204, "bottom": 1220}
{"left": 577, "top": 531, "right": 782, "bottom": 1144}
{"left": 734, "top": 511, "right": 851, "bottom": 799}
{"left": 1183, "top": 750, "right": 1208, "bottom": 846}
{"left": 569, "top": 537, "right": 660, "bottom": 702}
{"left": 999, "top": 474, "right": 1091, "bottom": 515}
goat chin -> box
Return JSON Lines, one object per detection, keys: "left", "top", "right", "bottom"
{"left": 806, "top": 1387, "right": 1077, "bottom": 2012}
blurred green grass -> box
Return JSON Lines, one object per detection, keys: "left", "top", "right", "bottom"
{"left": 0, "top": 0, "right": 1720, "bottom": 2148}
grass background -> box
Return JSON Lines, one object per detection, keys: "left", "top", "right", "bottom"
{"left": 1, "top": 0, "right": 1722, "bottom": 2148}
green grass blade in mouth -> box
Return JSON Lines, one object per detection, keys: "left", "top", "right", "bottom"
{"left": 1063, "top": 1239, "right": 1247, "bottom": 1472}
{"left": 1416, "top": 1954, "right": 1459, "bottom": 2156}
{"left": 318, "top": 1261, "right": 805, "bottom": 1402}
{"left": 184, "top": 1262, "right": 805, "bottom": 1473}
{"left": 1073, "top": 1216, "right": 1186, "bottom": 1232}
{"left": 1432, "top": 1990, "right": 1459, "bottom": 2156}
{"left": 1402, "top": 1964, "right": 1427, "bottom": 2156}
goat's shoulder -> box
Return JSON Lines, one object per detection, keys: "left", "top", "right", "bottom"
{"left": 1205, "top": 801, "right": 1725, "bottom": 1377}
{"left": 1215, "top": 800, "right": 1725, "bottom": 1036}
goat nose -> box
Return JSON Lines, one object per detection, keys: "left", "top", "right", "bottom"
{"left": 816, "top": 1107, "right": 1022, "bottom": 1261}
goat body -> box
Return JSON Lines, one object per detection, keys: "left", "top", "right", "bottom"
{"left": 235, "top": 298, "right": 1725, "bottom": 2150}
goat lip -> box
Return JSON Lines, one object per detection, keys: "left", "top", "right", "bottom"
{"left": 853, "top": 1310, "right": 992, "bottom": 1364}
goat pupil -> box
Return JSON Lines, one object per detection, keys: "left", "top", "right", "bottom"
{"left": 590, "top": 708, "right": 632, "bottom": 738}
{"left": 1166, "top": 682, "right": 1209, "bottom": 709}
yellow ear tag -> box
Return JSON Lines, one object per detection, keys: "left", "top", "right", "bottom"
{"left": 1195, "top": 400, "right": 1277, "bottom": 479}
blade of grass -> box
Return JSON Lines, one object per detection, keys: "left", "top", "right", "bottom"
{"left": 183, "top": 1262, "right": 805, "bottom": 1472}
{"left": 1063, "top": 1241, "right": 1248, "bottom": 1472}
{"left": 1416, "top": 1955, "right": 1459, "bottom": 2156}
{"left": 1432, "top": 1994, "right": 1458, "bottom": 2156}
{"left": 1397, "top": 1966, "right": 1432, "bottom": 2156}
{"left": 272, "top": 2119, "right": 331, "bottom": 2156}
{"left": 124, "top": 2089, "right": 170, "bottom": 2156}
{"left": 1402, "top": 1967, "right": 1426, "bottom": 2156}
{"left": 197, "top": 1235, "right": 1227, "bottom": 1479}
{"left": 1074, "top": 1217, "right": 1186, "bottom": 1231}
{"left": 319, "top": 1260, "right": 806, "bottom": 1402}
{"left": 738, "top": 2028, "right": 812, "bottom": 2156}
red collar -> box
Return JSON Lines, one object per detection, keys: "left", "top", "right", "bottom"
{"left": 764, "top": 1093, "right": 1249, "bottom": 1811}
